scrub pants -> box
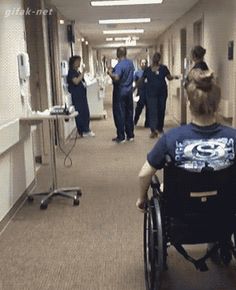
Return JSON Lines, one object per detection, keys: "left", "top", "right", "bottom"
{"left": 112, "top": 91, "right": 134, "bottom": 140}
{"left": 147, "top": 94, "right": 167, "bottom": 133}
{"left": 134, "top": 91, "right": 149, "bottom": 127}
{"left": 71, "top": 93, "right": 90, "bottom": 135}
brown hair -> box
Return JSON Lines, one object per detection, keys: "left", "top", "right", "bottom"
{"left": 186, "top": 69, "right": 221, "bottom": 116}
{"left": 191, "top": 45, "right": 206, "bottom": 60}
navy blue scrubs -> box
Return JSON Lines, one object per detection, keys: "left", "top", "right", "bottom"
{"left": 134, "top": 69, "right": 149, "bottom": 127}
{"left": 112, "top": 59, "right": 135, "bottom": 140}
{"left": 67, "top": 69, "right": 90, "bottom": 135}
{"left": 143, "top": 65, "right": 170, "bottom": 133}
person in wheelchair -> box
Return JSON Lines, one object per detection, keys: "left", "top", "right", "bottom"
{"left": 136, "top": 69, "right": 236, "bottom": 273}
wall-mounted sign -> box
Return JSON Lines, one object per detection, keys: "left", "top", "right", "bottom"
{"left": 228, "top": 40, "right": 234, "bottom": 60}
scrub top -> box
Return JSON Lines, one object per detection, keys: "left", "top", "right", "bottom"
{"left": 113, "top": 59, "right": 134, "bottom": 96}
{"left": 143, "top": 65, "right": 170, "bottom": 97}
{"left": 67, "top": 69, "right": 86, "bottom": 97}
{"left": 134, "top": 69, "right": 147, "bottom": 96}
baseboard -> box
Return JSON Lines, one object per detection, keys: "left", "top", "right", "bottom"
{"left": 0, "top": 179, "right": 36, "bottom": 234}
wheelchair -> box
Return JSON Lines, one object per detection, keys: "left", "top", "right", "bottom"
{"left": 143, "top": 157, "right": 236, "bottom": 290}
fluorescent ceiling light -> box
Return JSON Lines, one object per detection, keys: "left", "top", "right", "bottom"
{"left": 99, "top": 18, "right": 150, "bottom": 24}
{"left": 103, "top": 29, "right": 144, "bottom": 34}
{"left": 106, "top": 37, "right": 113, "bottom": 41}
{"left": 59, "top": 20, "right": 64, "bottom": 24}
{"left": 91, "top": 0, "right": 163, "bottom": 6}
{"left": 114, "top": 36, "right": 140, "bottom": 41}
{"left": 106, "top": 42, "right": 137, "bottom": 47}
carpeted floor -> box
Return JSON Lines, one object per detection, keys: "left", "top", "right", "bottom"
{"left": 0, "top": 90, "right": 236, "bottom": 290}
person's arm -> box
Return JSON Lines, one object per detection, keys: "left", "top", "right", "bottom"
{"left": 166, "top": 74, "right": 179, "bottom": 81}
{"left": 71, "top": 71, "right": 85, "bottom": 85}
{"left": 164, "top": 65, "right": 179, "bottom": 81}
{"left": 134, "top": 68, "right": 147, "bottom": 91}
{"left": 136, "top": 161, "right": 157, "bottom": 212}
{"left": 107, "top": 67, "right": 120, "bottom": 82}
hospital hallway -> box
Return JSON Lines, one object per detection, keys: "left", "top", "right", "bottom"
{"left": 1, "top": 0, "right": 236, "bottom": 289}
{"left": 0, "top": 93, "right": 235, "bottom": 290}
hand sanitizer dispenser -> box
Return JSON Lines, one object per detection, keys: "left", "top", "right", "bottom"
{"left": 17, "top": 53, "right": 30, "bottom": 81}
{"left": 61, "top": 60, "right": 69, "bottom": 77}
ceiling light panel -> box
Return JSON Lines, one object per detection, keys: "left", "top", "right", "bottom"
{"left": 103, "top": 29, "right": 144, "bottom": 34}
{"left": 114, "top": 36, "right": 140, "bottom": 41}
{"left": 99, "top": 18, "right": 151, "bottom": 24}
{"left": 91, "top": 0, "right": 163, "bottom": 6}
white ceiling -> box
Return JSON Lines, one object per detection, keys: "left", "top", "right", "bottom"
{"left": 49, "top": 0, "right": 199, "bottom": 56}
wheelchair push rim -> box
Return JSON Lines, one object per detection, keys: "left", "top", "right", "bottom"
{"left": 144, "top": 196, "right": 164, "bottom": 290}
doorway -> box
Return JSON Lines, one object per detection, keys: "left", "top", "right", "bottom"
{"left": 193, "top": 18, "right": 203, "bottom": 46}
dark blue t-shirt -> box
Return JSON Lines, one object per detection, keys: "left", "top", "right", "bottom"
{"left": 147, "top": 123, "right": 236, "bottom": 172}
{"left": 113, "top": 59, "right": 135, "bottom": 96}
{"left": 67, "top": 69, "right": 86, "bottom": 97}
{"left": 143, "top": 65, "right": 170, "bottom": 97}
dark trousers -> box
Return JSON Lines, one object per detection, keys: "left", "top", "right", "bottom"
{"left": 147, "top": 95, "right": 167, "bottom": 133}
{"left": 72, "top": 94, "right": 90, "bottom": 135}
{"left": 112, "top": 91, "right": 134, "bottom": 140}
{"left": 134, "top": 92, "right": 149, "bottom": 127}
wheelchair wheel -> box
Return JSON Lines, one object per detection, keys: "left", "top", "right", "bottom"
{"left": 144, "top": 196, "right": 164, "bottom": 290}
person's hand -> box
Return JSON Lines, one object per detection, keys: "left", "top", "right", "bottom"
{"left": 136, "top": 197, "right": 147, "bottom": 213}
{"left": 107, "top": 67, "right": 113, "bottom": 75}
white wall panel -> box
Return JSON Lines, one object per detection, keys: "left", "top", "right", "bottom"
{"left": 0, "top": 0, "right": 35, "bottom": 222}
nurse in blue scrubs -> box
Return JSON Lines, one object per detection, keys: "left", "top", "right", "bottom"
{"left": 142, "top": 52, "right": 179, "bottom": 138}
{"left": 108, "top": 47, "right": 135, "bottom": 143}
{"left": 67, "top": 55, "right": 95, "bottom": 137}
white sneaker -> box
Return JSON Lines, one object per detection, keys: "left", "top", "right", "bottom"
{"left": 83, "top": 131, "right": 95, "bottom": 137}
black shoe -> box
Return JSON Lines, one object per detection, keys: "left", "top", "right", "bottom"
{"left": 112, "top": 137, "right": 125, "bottom": 144}
{"left": 149, "top": 131, "right": 158, "bottom": 138}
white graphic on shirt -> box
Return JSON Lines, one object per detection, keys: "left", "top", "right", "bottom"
{"left": 175, "top": 138, "right": 235, "bottom": 172}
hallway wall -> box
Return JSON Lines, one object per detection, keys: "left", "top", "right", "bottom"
{"left": 0, "top": 0, "right": 35, "bottom": 221}
{"left": 156, "top": 0, "right": 236, "bottom": 125}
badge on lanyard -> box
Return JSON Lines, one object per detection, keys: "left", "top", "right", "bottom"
{"left": 156, "top": 70, "right": 159, "bottom": 75}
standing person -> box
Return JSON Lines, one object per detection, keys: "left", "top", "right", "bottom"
{"left": 191, "top": 45, "right": 208, "bottom": 70}
{"left": 67, "top": 55, "right": 95, "bottom": 137}
{"left": 185, "top": 46, "right": 209, "bottom": 88}
{"left": 141, "top": 52, "right": 179, "bottom": 138}
{"left": 134, "top": 59, "right": 149, "bottom": 127}
{"left": 107, "top": 47, "right": 135, "bottom": 143}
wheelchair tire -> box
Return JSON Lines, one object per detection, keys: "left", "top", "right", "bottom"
{"left": 144, "top": 196, "right": 164, "bottom": 290}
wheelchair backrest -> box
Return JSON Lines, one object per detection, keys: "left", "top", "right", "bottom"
{"left": 163, "top": 161, "right": 236, "bottom": 219}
